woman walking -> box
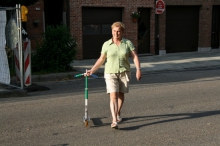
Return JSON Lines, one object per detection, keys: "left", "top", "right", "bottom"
{"left": 86, "top": 21, "right": 142, "bottom": 129}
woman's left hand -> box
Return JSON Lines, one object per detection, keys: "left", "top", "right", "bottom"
{"left": 136, "top": 70, "right": 142, "bottom": 81}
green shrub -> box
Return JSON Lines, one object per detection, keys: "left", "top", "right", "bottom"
{"left": 32, "top": 25, "right": 77, "bottom": 73}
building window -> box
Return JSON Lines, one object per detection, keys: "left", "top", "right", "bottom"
{"left": 83, "top": 24, "right": 112, "bottom": 35}
{"left": 83, "top": 24, "right": 101, "bottom": 35}
{"left": 102, "top": 24, "right": 111, "bottom": 34}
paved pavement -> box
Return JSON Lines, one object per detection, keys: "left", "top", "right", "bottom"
{"left": 73, "top": 50, "right": 220, "bottom": 74}
{"left": 1, "top": 50, "right": 220, "bottom": 97}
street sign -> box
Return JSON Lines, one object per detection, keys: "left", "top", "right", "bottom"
{"left": 155, "top": 0, "right": 165, "bottom": 14}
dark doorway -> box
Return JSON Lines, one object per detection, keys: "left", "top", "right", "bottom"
{"left": 211, "top": 6, "right": 220, "bottom": 49}
{"left": 44, "top": 0, "right": 63, "bottom": 26}
{"left": 166, "top": 6, "right": 199, "bottom": 53}
{"left": 82, "top": 7, "right": 122, "bottom": 59}
{"left": 138, "top": 8, "right": 151, "bottom": 54}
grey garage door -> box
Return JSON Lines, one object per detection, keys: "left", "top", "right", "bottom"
{"left": 166, "top": 6, "right": 199, "bottom": 53}
{"left": 82, "top": 7, "right": 122, "bottom": 59}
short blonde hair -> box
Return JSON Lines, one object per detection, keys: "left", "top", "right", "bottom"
{"left": 111, "top": 22, "right": 125, "bottom": 32}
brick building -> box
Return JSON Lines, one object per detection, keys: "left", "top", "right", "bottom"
{"left": 26, "top": 0, "right": 220, "bottom": 59}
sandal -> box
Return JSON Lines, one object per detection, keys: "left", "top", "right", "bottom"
{"left": 111, "top": 122, "right": 118, "bottom": 129}
{"left": 117, "top": 116, "right": 122, "bottom": 123}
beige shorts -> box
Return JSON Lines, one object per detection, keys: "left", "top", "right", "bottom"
{"left": 104, "top": 71, "right": 131, "bottom": 94}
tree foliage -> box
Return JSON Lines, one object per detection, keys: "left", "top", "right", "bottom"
{"left": 32, "top": 25, "right": 77, "bottom": 73}
{"left": 0, "top": 0, "right": 39, "bottom": 7}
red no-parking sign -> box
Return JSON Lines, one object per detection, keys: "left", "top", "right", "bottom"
{"left": 156, "top": 0, "right": 165, "bottom": 14}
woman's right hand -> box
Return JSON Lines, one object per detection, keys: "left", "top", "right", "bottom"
{"left": 86, "top": 69, "right": 93, "bottom": 76}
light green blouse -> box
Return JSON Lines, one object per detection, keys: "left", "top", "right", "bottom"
{"left": 101, "top": 38, "right": 135, "bottom": 74}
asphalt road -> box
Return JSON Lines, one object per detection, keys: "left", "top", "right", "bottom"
{"left": 0, "top": 68, "right": 220, "bottom": 146}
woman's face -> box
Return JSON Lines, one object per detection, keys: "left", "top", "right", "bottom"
{"left": 112, "top": 26, "right": 123, "bottom": 40}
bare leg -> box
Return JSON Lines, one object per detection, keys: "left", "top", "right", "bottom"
{"left": 109, "top": 92, "right": 118, "bottom": 123}
{"left": 117, "top": 92, "right": 124, "bottom": 116}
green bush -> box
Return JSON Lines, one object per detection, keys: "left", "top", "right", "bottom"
{"left": 32, "top": 25, "right": 77, "bottom": 73}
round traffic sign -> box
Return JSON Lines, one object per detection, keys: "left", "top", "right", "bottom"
{"left": 156, "top": 0, "right": 165, "bottom": 14}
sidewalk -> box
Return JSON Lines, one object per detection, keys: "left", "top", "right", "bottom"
{"left": 1, "top": 50, "right": 220, "bottom": 97}
{"left": 73, "top": 50, "right": 220, "bottom": 74}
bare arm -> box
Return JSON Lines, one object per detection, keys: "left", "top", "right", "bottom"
{"left": 88, "top": 54, "right": 106, "bottom": 75}
{"left": 130, "top": 50, "right": 142, "bottom": 81}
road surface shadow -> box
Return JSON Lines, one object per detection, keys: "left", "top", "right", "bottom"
{"left": 119, "top": 110, "right": 220, "bottom": 130}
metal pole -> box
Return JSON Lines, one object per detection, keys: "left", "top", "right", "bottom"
{"left": 83, "top": 69, "right": 89, "bottom": 126}
{"left": 16, "top": 4, "right": 23, "bottom": 89}
{"left": 85, "top": 73, "right": 88, "bottom": 119}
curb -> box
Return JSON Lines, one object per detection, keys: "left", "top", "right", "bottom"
{"left": 10, "top": 71, "right": 81, "bottom": 84}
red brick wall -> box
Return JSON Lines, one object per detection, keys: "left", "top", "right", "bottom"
{"left": 199, "top": 4, "right": 212, "bottom": 48}
{"left": 26, "top": 0, "right": 44, "bottom": 49}
{"left": 150, "top": 8, "right": 156, "bottom": 54}
{"left": 26, "top": 0, "right": 220, "bottom": 59}
{"left": 158, "top": 10, "right": 166, "bottom": 52}
{"left": 69, "top": 0, "right": 155, "bottom": 59}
